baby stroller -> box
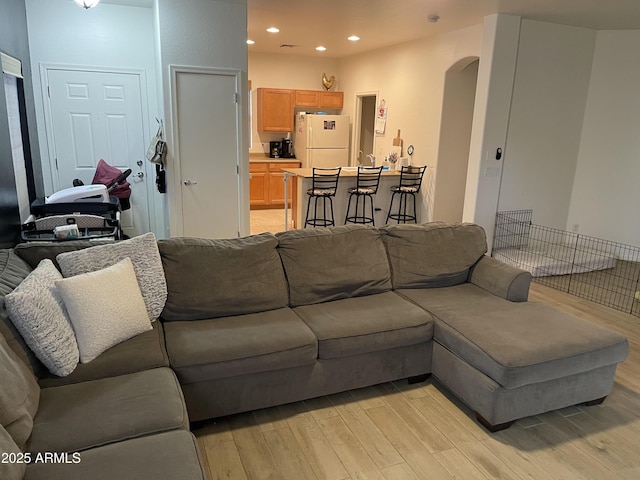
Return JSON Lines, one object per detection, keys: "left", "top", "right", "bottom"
{"left": 21, "top": 160, "right": 132, "bottom": 242}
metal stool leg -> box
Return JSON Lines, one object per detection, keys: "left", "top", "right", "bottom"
{"left": 328, "top": 196, "right": 335, "bottom": 226}
{"left": 345, "top": 193, "right": 354, "bottom": 224}
{"left": 368, "top": 194, "right": 376, "bottom": 226}
{"left": 386, "top": 192, "right": 396, "bottom": 224}
{"left": 305, "top": 194, "right": 313, "bottom": 227}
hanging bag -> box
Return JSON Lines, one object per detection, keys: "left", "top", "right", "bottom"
{"left": 146, "top": 120, "right": 167, "bottom": 166}
{"left": 146, "top": 119, "right": 167, "bottom": 193}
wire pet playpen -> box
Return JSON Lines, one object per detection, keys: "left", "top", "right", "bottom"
{"left": 492, "top": 209, "right": 640, "bottom": 317}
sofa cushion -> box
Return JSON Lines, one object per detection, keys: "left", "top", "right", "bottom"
{"left": 276, "top": 225, "right": 392, "bottom": 307}
{"left": 0, "top": 332, "right": 40, "bottom": 450}
{"left": 158, "top": 234, "right": 289, "bottom": 321}
{"left": 56, "top": 233, "right": 167, "bottom": 321}
{"left": 0, "top": 249, "right": 32, "bottom": 301}
{"left": 0, "top": 424, "right": 26, "bottom": 480}
{"left": 381, "top": 222, "right": 487, "bottom": 289}
{"left": 38, "top": 321, "right": 169, "bottom": 388}
{"left": 56, "top": 258, "right": 152, "bottom": 363}
{"left": 24, "top": 430, "right": 206, "bottom": 480}
{"left": 0, "top": 249, "right": 45, "bottom": 376}
{"left": 28, "top": 367, "right": 188, "bottom": 454}
{"left": 164, "top": 307, "right": 317, "bottom": 383}
{"left": 399, "top": 284, "right": 629, "bottom": 388}
{"left": 4, "top": 260, "right": 79, "bottom": 377}
{"left": 293, "top": 291, "right": 434, "bottom": 359}
{"left": 13, "top": 240, "right": 108, "bottom": 270}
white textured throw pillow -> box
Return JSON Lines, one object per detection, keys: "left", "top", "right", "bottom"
{"left": 56, "top": 257, "right": 152, "bottom": 364}
{"left": 4, "top": 259, "right": 79, "bottom": 377}
{"left": 56, "top": 232, "right": 166, "bottom": 321}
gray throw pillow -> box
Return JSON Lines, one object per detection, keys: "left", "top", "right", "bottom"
{"left": 4, "top": 259, "right": 79, "bottom": 377}
{"left": 56, "top": 232, "right": 167, "bottom": 321}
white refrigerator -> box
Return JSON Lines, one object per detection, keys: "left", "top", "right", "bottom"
{"left": 295, "top": 113, "right": 350, "bottom": 168}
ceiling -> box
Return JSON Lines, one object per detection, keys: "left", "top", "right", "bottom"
{"left": 246, "top": 0, "right": 640, "bottom": 58}
{"left": 98, "top": 0, "right": 640, "bottom": 59}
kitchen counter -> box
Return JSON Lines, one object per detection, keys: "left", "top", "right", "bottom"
{"left": 249, "top": 153, "right": 298, "bottom": 163}
{"left": 250, "top": 158, "right": 299, "bottom": 163}
{"left": 281, "top": 167, "right": 401, "bottom": 178}
{"left": 281, "top": 167, "right": 419, "bottom": 229}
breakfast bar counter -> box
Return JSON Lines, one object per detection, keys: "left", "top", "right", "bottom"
{"left": 282, "top": 167, "right": 418, "bottom": 229}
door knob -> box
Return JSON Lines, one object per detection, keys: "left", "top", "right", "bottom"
{"left": 183, "top": 179, "right": 197, "bottom": 186}
{"left": 134, "top": 171, "right": 144, "bottom": 179}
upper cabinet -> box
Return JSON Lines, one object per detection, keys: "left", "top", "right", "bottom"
{"left": 257, "top": 88, "right": 344, "bottom": 132}
{"left": 318, "top": 91, "right": 344, "bottom": 109}
{"left": 294, "top": 90, "right": 344, "bottom": 109}
{"left": 294, "top": 90, "right": 320, "bottom": 108}
{"left": 257, "top": 88, "right": 295, "bottom": 132}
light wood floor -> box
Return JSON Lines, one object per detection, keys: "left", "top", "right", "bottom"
{"left": 193, "top": 284, "right": 640, "bottom": 480}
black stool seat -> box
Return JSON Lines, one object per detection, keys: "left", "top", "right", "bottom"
{"left": 344, "top": 166, "right": 383, "bottom": 225}
{"left": 386, "top": 165, "right": 427, "bottom": 224}
{"left": 305, "top": 167, "right": 341, "bottom": 228}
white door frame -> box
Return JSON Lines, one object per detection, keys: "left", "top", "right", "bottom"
{"left": 39, "top": 63, "right": 157, "bottom": 233}
{"left": 168, "top": 65, "right": 243, "bottom": 237}
{"left": 352, "top": 91, "right": 378, "bottom": 167}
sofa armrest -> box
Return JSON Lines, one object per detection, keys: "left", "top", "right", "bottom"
{"left": 469, "top": 255, "right": 531, "bottom": 302}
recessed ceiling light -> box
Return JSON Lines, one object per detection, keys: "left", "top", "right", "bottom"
{"left": 266, "top": 27, "right": 280, "bottom": 33}
{"left": 315, "top": 46, "right": 326, "bottom": 52}
{"left": 246, "top": 39, "right": 255, "bottom": 45}
{"left": 347, "top": 35, "right": 360, "bottom": 42}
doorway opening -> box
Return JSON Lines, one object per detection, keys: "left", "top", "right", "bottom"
{"left": 353, "top": 93, "right": 377, "bottom": 166}
{"left": 432, "top": 58, "right": 479, "bottom": 223}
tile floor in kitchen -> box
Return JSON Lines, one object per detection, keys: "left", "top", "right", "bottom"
{"left": 250, "top": 209, "right": 293, "bottom": 235}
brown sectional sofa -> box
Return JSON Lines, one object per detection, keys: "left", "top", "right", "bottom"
{"left": 0, "top": 222, "right": 629, "bottom": 479}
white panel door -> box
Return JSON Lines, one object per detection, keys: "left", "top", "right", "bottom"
{"left": 174, "top": 70, "right": 239, "bottom": 238}
{"left": 46, "top": 69, "right": 150, "bottom": 237}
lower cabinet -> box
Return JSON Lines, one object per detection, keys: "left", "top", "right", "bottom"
{"left": 250, "top": 162, "right": 300, "bottom": 208}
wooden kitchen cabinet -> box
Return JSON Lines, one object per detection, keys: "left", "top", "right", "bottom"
{"left": 268, "top": 162, "right": 299, "bottom": 204}
{"left": 294, "top": 89, "right": 344, "bottom": 109}
{"left": 250, "top": 161, "right": 300, "bottom": 208}
{"left": 257, "top": 87, "right": 344, "bottom": 133}
{"left": 257, "top": 88, "right": 295, "bottom": 132}
{"left": 318, "top": 91, "right": 344, "bottom": 109}
{"left": 294, "top": 90, "right": 320, "bottom": 107}
{"left": 249, "top": 163, "right": 269, "bottom": 206}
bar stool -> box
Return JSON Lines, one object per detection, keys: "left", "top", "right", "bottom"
{"left": 385, "top": 165, "right": 427, "bottom": 224}
{"left": 304, "top": 167, "right": 341, "bottom": 227}
{"left": 344, "top": 166, "right": 384, "bottom": 225}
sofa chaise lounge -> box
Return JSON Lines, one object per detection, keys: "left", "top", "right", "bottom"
{"left": 0, "top": 222, "right": 628, "bottom": 480}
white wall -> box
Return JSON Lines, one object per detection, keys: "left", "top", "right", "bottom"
{"left": 498, "top": 20, "right": 596, "bottom": 229}
{"left": 567, "top": 30, "right": 640, "bottom": 246}
{"left": 155, "top": 0, "right": 249, "bottom": 236}
{"left": 433, "top": 60, "right": 478, "bottom": 223}
{"left": 463, "top": 14, "right": 521, "bottom": 249}
{"left": 25, "top": 0, "right": 164, "bottom": 235}
{"left": 338, "top": 24, "right": 483, "bottom": 222}
{"left": 248, "top": 52, "right": 339, "bottom": 155}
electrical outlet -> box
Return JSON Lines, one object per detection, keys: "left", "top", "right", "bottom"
{"left": 572, "top": 224, "right": 580, "bottom": 233}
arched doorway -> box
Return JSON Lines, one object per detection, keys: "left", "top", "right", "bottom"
{"left": 432, "top": 57, "right": 479, "bottom": 223}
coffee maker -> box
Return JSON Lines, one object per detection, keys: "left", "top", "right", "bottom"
{"left": 269, "top": 138, "right": 295, "bottom": 158}
{"left": 281, "top": 138, "right": 295, "bottom": 158}
{"left": 269, "top": 141, "right": 282, "bottom": 158}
